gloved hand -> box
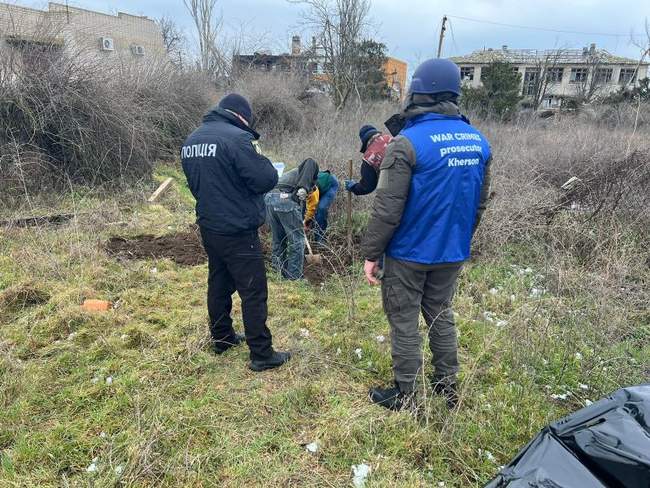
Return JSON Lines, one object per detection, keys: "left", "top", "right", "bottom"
{"left": 296, "top": 188, "right": 307, "bottom": 201}
{"left": 345, "top": 180, "right": 357, "bottom": 191}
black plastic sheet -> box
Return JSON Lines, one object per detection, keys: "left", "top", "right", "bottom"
{"left": 486, "top": 385, "right": 650, "bottom": 488}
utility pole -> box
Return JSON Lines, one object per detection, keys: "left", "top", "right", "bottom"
{"left": 437, "top": 15, "right": 447, "bottom": 58}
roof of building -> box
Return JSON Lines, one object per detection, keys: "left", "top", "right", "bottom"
{"left": 450, "top": 47, "right": 645, "bottom": 66}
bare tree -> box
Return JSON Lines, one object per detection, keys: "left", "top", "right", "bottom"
{"left": 183, "top": 0, "right": 222, "bottom": 74}
{"left": 157, "top": 16, "right": 187, "bottom": 69}
{"left": 291, "top": 0, "right": 371, "bottom": 109}
{"left": 526, "top": 49, "right": 566, "bottom": 109}
{"left": 573, "top": 53, "right": 607, "bottom": 105}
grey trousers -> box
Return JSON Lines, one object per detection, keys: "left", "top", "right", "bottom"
{"left": 381, "top": 256, "right": 462, "bottom": 393}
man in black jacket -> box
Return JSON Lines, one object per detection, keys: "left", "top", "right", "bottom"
{"left": 181, "top": 93, "right": 290, "bottom": 372}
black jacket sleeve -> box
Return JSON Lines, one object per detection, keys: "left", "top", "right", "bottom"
{"left": 473, "top": 156, "right": 492, "bottom": 234}
{"left": 351, "top": 161, "right": 379, "bottom": 196}
{"left": 361, "top": 136, "right": 416, "bottom": 261}
{"left": 231, "top": 134, "right": 278, "bottom": 195}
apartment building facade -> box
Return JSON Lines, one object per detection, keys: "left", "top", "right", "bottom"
{"left": 451, "top": 44, "right": 648, "bottom": 109}
{"left": 0, "top": 2, "right": 165, "bottom": 63}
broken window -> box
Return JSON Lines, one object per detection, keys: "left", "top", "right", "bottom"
{"left": 595, "top": 68, "right": 613, "bottom": 84}
{"left": 570, "top": 67, "right": 589, "bottom": 83}
{"left": 619, "top": 68, "right": 637, "bottom": 84}
{"left": 460, "top": 66, "right": 474, "bottom": 81}
{"left": 523, "top": 68, "right": 540, "bottom": 96}
{"left": 546, "top": 67, "right": 564, "bottom": 83}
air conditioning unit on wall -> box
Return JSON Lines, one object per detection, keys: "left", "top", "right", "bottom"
{"left": 100, "top": 37, "right": 115, "bottom": 51}
{"left": 131, "top": 45, "right": 145, "bottom": 56}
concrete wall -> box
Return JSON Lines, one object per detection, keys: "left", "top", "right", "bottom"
{"left": 384, "top": 57, "right": 408, "bottom": 100}
{"left": 460, "top": 63, "right": 649, "bottom": 101}
{"left": 0, "top": 2, "right": 164, "bottom": 64}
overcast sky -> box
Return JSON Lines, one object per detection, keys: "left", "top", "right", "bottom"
{"left": 20, "top": 0, "right": 650, "bottom": 70}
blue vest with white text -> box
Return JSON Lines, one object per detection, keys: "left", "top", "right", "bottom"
{"left": 386, "top": 113, "right": 491, "bottom": 265}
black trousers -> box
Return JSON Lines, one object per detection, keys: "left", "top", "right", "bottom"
{"left": 200, "top": 227, "right": 273, "bottom": 360}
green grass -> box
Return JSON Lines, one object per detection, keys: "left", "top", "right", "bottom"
{"left": 0, "top": 166, "right": 647, "bottom": 487}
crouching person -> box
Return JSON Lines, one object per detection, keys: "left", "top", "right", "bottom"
{"left": 181, "top": 93, "right": 291, "bottom": 372}
{"left": 265, "top": 158, "right": 320, "bottom": 280}
{"left": 361, "top": 59, "right": 492, "bottom": 411}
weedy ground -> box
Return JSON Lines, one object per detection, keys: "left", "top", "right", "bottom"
{"left": 0, "top": 167, "right": 648, "bottom": 487}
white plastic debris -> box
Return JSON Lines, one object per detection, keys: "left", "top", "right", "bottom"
{"left": 86, "top": 457, "right": 99, "bottom": 473}
{"left": 495, "top": 320, "right": 508, "bottom": 328}
{"left": 99, "top": 432, "right": 107, "bottom": 439}
{"left": 578, "top": 383, "right": 589, "bottom": 390}
{"left": 336, "top": 348, "right": 342, "bottom": 356}
{"left": 299, "top": 328, "right": 310, "bottom": 338}
{"left": 91, "top": 377, "right": 100, "bottom": 384}
{"left": 376, "top": 335, "right": 386, "bottom": 343}
{"left": 575, "top": 352, "right": 583, "bottom": 360}
{"left": 438, "top": 483, "right": 446, "bottom": 487}
{"left": 551, "top": 392, "right": 571, "bottom": 400}
{"left": 529, "top": 288, "right": 545, "bottom": 298}
{"left": 150, "top": 267, "right": 158, "bottom": 274}
{"left": 354, "top": 348, "right": 363, "bottom": 359}
{"left": 105, "top": 376, "right": 113, "bottom": 385}
{"left": 585, "top": 399, "right": 594, "bottom": 406}
{"left": 483, "top": 311, "right": 495, "bottom": 322}
{"left": 120, "top": 334, "right": 129, "bottom": 341}
{"left": 68, "top": 332, "right": 77, "bottom": 340}
{"left": 479, "top": 449, "right": 496, "bottom": 463}
{"left": 351, "top": 463, "right": 371, "bottom": 487}
{"left": 489, "top": 288, "right": 499, "bottom": 295}
{"left": 305, "top": 442, "right": 319, "bottom": 453}
{"left": 115, "top": 465, "right": 124, "bottom": 475}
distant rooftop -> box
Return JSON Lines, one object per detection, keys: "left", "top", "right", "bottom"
{"left": 450, "top": 45, "right": 644, "bottom": 66}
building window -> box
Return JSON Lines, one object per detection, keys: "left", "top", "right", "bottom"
{"left": 570, "top": 68, "right": 589, "bottom": 83}
{"left": 546, "top": 67, "right": 564, "bottom": 83}
{"left": 511, "top": 67, "right": 519, "bottom": 74}
{"left": 619, "top": 67, "right": 637, "bottom": 84}
{"left": 523, "top": 68, "right": 540, "bottom": 96}
{"left": 460, "top": 66, "right": 474, "bottom": 81}
{"left": 595, "top": 68, "right": 613, "bottom": 84}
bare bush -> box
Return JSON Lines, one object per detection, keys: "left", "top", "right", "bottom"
{"left": 0, "top": 24, "right": 214, "bottom": 199}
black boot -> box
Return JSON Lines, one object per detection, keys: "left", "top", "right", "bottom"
{"left": 213, "top": 333, "right": 246, "bottom": 355}
{"left": 249, "top": 351, "right": 292, "bottom": 372}
{"left": 369, "top": 384, "right": 415, "bottom": 411}
{"left": 430, "top": 378, "right": 459, "bottom": 409}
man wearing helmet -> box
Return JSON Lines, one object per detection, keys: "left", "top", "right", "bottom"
{"left": 361, "top": 59, "right": 493, "bottom": 411}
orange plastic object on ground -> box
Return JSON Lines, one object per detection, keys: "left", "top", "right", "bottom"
{"left": 82, "top": 299, "right": 112, "bottom": 312}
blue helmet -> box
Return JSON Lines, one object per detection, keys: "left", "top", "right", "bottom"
{"left": 408, "top": 58, "right": 461, "bottom": 97}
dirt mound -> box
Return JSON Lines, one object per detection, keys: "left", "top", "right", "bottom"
{"left": 105, "top": 228, "right": 207, "bottom": 266}
{"left": 0, "top": 283, "right": 50, "bottom": 313}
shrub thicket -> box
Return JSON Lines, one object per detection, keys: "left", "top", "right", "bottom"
{"left": 0, "top": 35, "right": 214, "bottom": 198}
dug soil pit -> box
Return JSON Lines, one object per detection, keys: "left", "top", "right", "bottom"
{"left": 105, "top": 227, "right": 207, "bottom": 266}
{"left": 105, "top": 227, "right": 356, "bottom": 286}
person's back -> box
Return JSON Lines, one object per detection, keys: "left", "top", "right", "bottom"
{"left": 387, "top": 114, "right": 490, "bottom": 264}
{"left": 182, "top": 105, "right": 278, "bottom": 235}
